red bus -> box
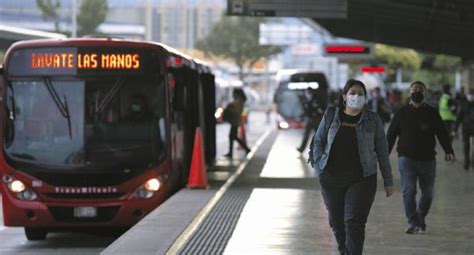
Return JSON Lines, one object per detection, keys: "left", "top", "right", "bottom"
{"left": 0, "top": 38, "right": 216, "bottom": 240}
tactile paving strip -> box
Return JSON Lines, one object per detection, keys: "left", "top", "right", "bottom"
{"left": 178, "top": 131, "right": 278, "bottom": 255}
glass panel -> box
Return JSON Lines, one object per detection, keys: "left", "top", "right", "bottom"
{"left": 6, "top": 80, "right": 84, "bottom": 166}
{"left": 277, "top": 90, "right": 304, "bottom": 121}
{"left": 4, "top": 76, "right": 165, "bottom": 172}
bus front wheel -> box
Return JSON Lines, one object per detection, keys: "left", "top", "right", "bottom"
{"left": 24, "top": 227, "right": 48, "bottom": 241}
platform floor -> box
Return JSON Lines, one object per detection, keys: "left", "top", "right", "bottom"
{"left": 104, "top": 128, "right": 474, "bottom": 255}
{"left": 194, "top": 130, "right": 474, "bottom": 255}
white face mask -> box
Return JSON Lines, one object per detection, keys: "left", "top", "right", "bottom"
{"left": 346, "top": 95, "right": 366, "bottom": 109}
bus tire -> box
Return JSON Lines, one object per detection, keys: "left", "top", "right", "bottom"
{"left": 24, "top": 227, "right": 48, "bottom": 241}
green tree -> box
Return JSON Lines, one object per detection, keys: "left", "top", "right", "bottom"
{"left": 36, "top": 0, "right": 61, "bottom": 32}
{"left": 195, "top": 16, "right": 281, "bottom": 82}
{"left": 412, "top": 54, "right": 461, "bottom": 88}
{"left": 374, "top": 44, "right": 422, "bottom": 71}
{"left": 77, "top": 0, "right": 108, "bottom": 36}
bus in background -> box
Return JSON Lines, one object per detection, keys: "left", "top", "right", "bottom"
{"left": 273, "top": 70, "right": 329, "bottom": 129}
{"left": 0, "top": 38, "right": 215, "bottom": 240}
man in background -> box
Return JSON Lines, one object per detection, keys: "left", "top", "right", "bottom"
{"left": 297, "top": 87, "right": 324, "bottom": 153}
{"left": 387, "top": 81, "right": 455, "bottom": 235}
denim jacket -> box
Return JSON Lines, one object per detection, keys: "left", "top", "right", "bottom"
{"left": 312, "top": 106, "right": 393, "bottom": 187}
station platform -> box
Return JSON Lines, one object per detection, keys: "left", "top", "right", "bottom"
{"left": 103, "top": 129, "right": 474, "bottom": 255}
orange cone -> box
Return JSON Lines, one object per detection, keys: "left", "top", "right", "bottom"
{"left": 187, "top": 127, "right": 208, "bottom": 189}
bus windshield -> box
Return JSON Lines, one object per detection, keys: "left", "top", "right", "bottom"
{"left": 275, "top": 72, "right": 328, "bottom": 121}
{"left": 277, "top": 89, "right": 305, "bottom": 121}
{"left": 4, "top": 76, "right": 166, "bottom": 173}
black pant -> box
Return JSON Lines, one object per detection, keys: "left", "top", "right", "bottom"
{"left": 444, "top": 121, "right": 455, "bottom": 143}
{"left": 298, "top": 117, "right": 321, "bottom": 151}
{"left": 227, "top": 124, "right": 250, "bottom": 156}
{"left": 319, "top": 173, "right": 376, "bottom": 255}
{"left": 463, "top": 129, "right": 473, "bottom": 168}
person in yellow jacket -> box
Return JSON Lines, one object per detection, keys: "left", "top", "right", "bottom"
{"left": 439, "top": 84, "right": 457, "bottom": 142}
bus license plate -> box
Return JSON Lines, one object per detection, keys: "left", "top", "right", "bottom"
{"left": 73, "top": 207, "right": 97, "bottom": 218}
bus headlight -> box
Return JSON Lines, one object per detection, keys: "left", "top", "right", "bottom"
{"left": 6, "top": 179, "right": 38, "bottom": 201}
{"left": 9, "top": 180, "right": 26, "bottom": 193}
{"left": 17, "top": 189, "right": 38, "bottom": 201}
{"left": 133, "top": 178, "right": 161, "bottom": 199}
{"left": 144, "top": 178, "right": 160, "bottom": 191}
{"left": 278, "top": 121, "right": 290, "bottom": 129}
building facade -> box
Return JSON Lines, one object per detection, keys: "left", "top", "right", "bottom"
{"left": 0, "top": 0, "right": 226, "bottom": 48}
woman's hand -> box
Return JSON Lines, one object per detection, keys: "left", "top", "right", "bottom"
{"left": 385, "top": 185, "right": 395, "bottom": 197}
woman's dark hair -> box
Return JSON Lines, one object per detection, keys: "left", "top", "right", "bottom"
{"left": 233, "top": 88, "right": 247, "bottom": 102}
{"left": 337, "top": 79, "right": 367, "bottom": 108}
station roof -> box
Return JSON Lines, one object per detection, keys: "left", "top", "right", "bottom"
{"left": 0, "top": 25, "right": 66, "bottom": 50}
{"left": 313, "top": 0, "right": 474, "bottom": 60}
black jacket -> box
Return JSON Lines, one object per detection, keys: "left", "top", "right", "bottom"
{"left": 387, "top": 103, "right": 454, "bottom": 160}
{"left": 457, "top": 99, "right": 474, "bottom": 132}
{"left": 301, "top": 95, "right": 324, "bottom": 121}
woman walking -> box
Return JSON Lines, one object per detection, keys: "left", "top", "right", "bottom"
{"left": 311, "top": 79, "right": 395, "bottom": 255}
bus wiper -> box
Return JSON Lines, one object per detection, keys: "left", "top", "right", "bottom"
{"left": 11, "top": 153, "right": 36, "bottom": 161}
{"left": 96, "top": 78, "right": 124, "bottom": 114}
{"left": 43, "top": 78, "right": 72, "bottom": 139}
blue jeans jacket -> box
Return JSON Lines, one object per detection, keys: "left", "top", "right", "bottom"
{"left": 312, "top": 107, "right": 393, "bottom": 187}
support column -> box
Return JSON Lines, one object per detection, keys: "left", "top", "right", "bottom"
{"left": 396, "top": 67, "right": 402, "bottom": 87}
{"left": 462, "top": 62, "right": 474, "bottom": 92}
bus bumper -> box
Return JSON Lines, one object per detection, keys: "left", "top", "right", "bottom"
{"left": 1, "top": 192, "right": 165, "bottom": 227}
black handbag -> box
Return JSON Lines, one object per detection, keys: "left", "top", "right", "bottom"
{"left": 222, "top": 105, "right": 232, "bottom": 123}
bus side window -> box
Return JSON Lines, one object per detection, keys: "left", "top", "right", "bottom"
{"left": 170, "top": 71, "right": 185, "bottom": 111}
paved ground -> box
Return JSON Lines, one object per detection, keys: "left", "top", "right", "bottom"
{"left": 223, "top": 130, "right": 474, "bottom": 255}
{"left": 106, "top": 127, "right": 474, "bottom": 255}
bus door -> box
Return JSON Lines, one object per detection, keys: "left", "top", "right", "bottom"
{"left": 168, "top": 68, "right": 186, "bottom": 185}
{"left": 200, "top": 73, "right": 216, "bottom": 166}
{"left": 183, "top": 68, "right": 199, "bottom": 171}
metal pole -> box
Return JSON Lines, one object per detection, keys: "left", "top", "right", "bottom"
{"left": 396, "top": 67, "right": 402, "bottom": 88}
{"left": 188, "top": 0, "right": 194, "bottom": 51}
{"left": 145, "top": 0, "right": 153, "bottom": 41}
{"left": 455, "top": 70, "right": 461, "bottom": 92}
{"left": 72, "top": 0, "right": 77, "bottom": 37}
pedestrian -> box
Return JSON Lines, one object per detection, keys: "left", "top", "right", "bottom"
{"left": 454, "top": 90, "right": 468, "bottom": 139}
{"left": 439, "top": 83, "right": 457, "bottom": 142}
{"left": 457, "top": 88, "right": 474, "bottom": 170}
{"left": 311, "top": 79, "right": 394, "bottom": 255}
{"left": 223, "top": 88, "right": 251, "bottom": 158}
{"left": 368, "top": 87, "right": 392, "bottom": 126}
{"left": 297, "top": 87, "right": 324, "bottom": 153}
{"left": 387, "top": 81, "right": 455, "bottom": 234}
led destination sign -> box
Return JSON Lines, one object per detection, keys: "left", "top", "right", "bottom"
{"left": 7, "top": 47, "right": 149, "bottom": 76}
{"left": 31, "top": 52, "right": 140, "bottom": 70}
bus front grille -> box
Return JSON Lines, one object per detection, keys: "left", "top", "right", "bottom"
{"left": 45, "top": 193, "right": 125, "bottom": 200}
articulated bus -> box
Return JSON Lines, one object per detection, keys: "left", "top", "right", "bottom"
{"left": 273, "top": 70, "right": 328, "bottom": 129}
{"left": 0, "top": 38, "right": 215, "bottom": 240}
